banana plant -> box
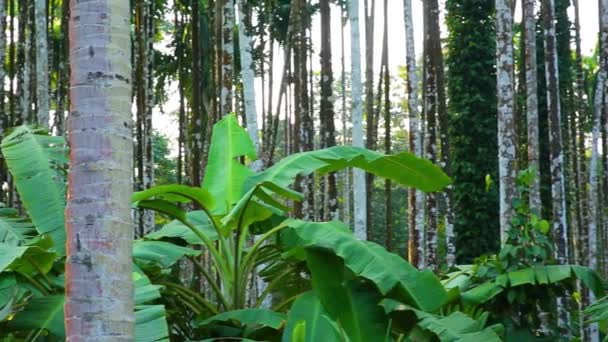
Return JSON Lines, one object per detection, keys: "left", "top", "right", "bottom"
{"left": 0, "top": 126, "right": 171, "bottom": 341}
{"left": 133, "top": 114, "right": 452, "bottom": 313}
{"left": 131, "top": 115, "right": 510, "bottom": 341}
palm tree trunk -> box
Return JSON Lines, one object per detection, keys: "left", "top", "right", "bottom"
{"left": 543, "top": 0, "right": 568, "bottom": 267}
{"left": 319, "top": 0, "right": 338, "bottom": 221}
{"left": 236, "top": 0, "right": 259, "bottom": 157}
{"left": 524, "top": 0, "right": 541, "bottom": 214}
{"left": 543, "top": 0, "right": 569, "bottom": 330}
{"left": 381, "top": 0, "right": 391, "bottom": 251}
{"left": 573, "top": 0, "right": 588, "bottom": 269}
{"left": 220, "top": 0, "right": 234, "bottom": 116}
{"left": 350, "top": 0, "right": 367, "bottom": 240}
{"left": 35, "top": 0, "right": 49, "bottom": 128}
{"left": 496, "top": 0, "right": 517, "bottom": 243}
{"left": 588, "top": 1, "right": 608, "bottom": 340}
{"left": 364, "top": 0, "right": 375, "bottom": 236}
{"left": 403, "top": 0, "right": 424, "bottom": 267}
{"left": 65, "top": 0, "right": 134, "bottom": 339}
{"left": 191, "top": 0, "right": 203, "bottom": 187}
{"left": 18, "top": 2, "right": 31, "bottom": 125}
{"left": 423, "top": 0, "right": 441, "bottom": 269}
{"left": 340, "top": 4, "right": 351, "bottom": 226}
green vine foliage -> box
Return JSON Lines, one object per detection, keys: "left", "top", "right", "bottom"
{"left": 500, "top": 168, "right": 553, "bottom": 268}
{"left": 467, "top": 169, "right": 576, "bottom": 339}
{"left": 446, "top": 0, "right": 499, "bottom": 262}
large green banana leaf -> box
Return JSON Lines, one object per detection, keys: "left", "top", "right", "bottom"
{"left": 281, "top": 291, "right": 340, "bottom": 342}
{"left": 202, "top": 114, "right": 257, "bottom": 215}
{"left": 1, "top": 126, "right": 67, "bottom": 254}
{"left": 144, "top": 210, "right": 218, "bottom": 244}
{"left": 0, "top": 240, "right": 56, "bottom": 275}
{"left": 281, "top": 219, "right": 449, "bottom": 312}
{"left": 305, "top": 250, "right": 390, "bottom": 342}
{"left": 4, "top": 269, "right": 169, "bottom": 341}
{"left": 381, "top": 299, "right": 503, "bottom": 341}
{"left": 197, "top": 308, "right": 286, "bottom": 341}
{"left": 0, "top": 275, "right": 16, "bottom": 308}
{"left": 0, "top": 208, "right": 36, "bottom": 246}
{"left": 132, "top": 184, "right": 215, "bottom": 211}
{"left": 460, "top": 265, "right": 604, "bottom": 306}
{"left": 7, "top": 295, "right": 65, "bottom": 337}
{"left": 585, "top": 295, "right": 608, "bottom": 323}
{"left": 133, "top": 240, "right": 201, "bottom": 269}
{"left": 199, "top": 115, "right": 450, "bottom": 218}
{"left": 198, "top": 308, "right": 286, "bottom": 330}
{"left": 245, "top": 145, "right": 451, "bottom": 194}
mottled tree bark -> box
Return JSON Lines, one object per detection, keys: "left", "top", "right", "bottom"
{"left": 403, "top": 0, "right": 424, "bottom": 268}
{"left": 340, "top": 4, "right": 351, "bottom": 226}
{"left": 364, "top": 0, "right": 375, "bottom": 235}
{"left": 423, "top": 0, "right": 442, "bottom": 269}
{"left": 319, "top": 0, "right": 338, "bottom": 220}
{"left": 496, "top": 0, "right": 517, "bottom": 243}
{"left": 573, "top": 0, "right": 588, "bottom": 269}
{"left": 524, "top": 0, "right": 541, "bottom": 214}
{"left": 191, "top": 0, "right": 204, "bottom": 187}
{"left": 35, "top": 0, "right": 49, "bottom": 127}
{"left": 236, "top": 0, "right": 259, "bottom": 156}
{"left": 17, "top": 2, "right": 30, "bottom": 125}
{"left": 543, "top": 0, "right": 568, "bottom": 266}
{"left": 220, "top": 0, "right": 234, "bottom": 116}
{"left": 65, "top": 0, "right": 134, "bottom": 339}
{"left": 543, "top": 0, "right": 569, "bottom": 330}
{"left": 380, "top": 0, "right": 391, "bottom": 250}
{"left": 350, "top": 0, "right": 367, "bottom": 240}
{"left": 588, "top": 0, "right": 608, "bottom": 340}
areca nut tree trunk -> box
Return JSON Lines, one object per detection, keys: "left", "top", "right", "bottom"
{"left": 588, "top": 0, "right": 608, "bottom": 340}
{"left": 65, "top": 0, "right": 134, "bottom": 340}
{"left": 403, "top": 0, "right": 424, "bottom": 268}
{"left": 35, "top": 0, "right": 49, "bottom": 127}
{"left": 349, "top": 0, "right": 367, "bottom": 240}
{"left": 524, "top": 0, "right": 541, "bottom": 215}
{"left": 496, "top": 0, "right": 517, "bottom": 243}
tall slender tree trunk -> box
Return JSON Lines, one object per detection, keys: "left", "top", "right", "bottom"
{"left": 543, "top": 0, "right": 569, "bottom": 330}
{"left": 8, "top": 0, "right": 14, "bottom": 128}
{"left": 524, "top": 0, "right": 541, "bottom": 214}
{"left": 55, "top": 0, "right": 70, "bottom": 135}
{"left": 543, "top": 0, "right": 568, "bottom": 266}
{"left": 65, "top": 0, "right": 134, "bottom": 339}
{"left": 220, "top": 0, "right": 234, "bottom": 116}
{"left": 423, "top": 0, "right": 442, "bottom": 269}
{"left": 434, "top": 15, "right": 453, "bottom": 267}
{"left": 319, "top": 0, "right": 338, "bottom": 220}
{"left": 18, "top": 2, "right": 31, "bottom": 125}
{"left": 350, "top": 0, "right": 367, "bottom": 240}
{"left": 364, "top": 0, "right": 375, "bottom": 236}
{"left": 191, "top": 0, "right": 203, "bottom": 187}
{"left": 341, "top": 5, "right": 351, "bottom": 226}
{"left": 573, "top": 0, "right": 588, "bottom": 269}
{"left": 496, "top": 0, "right": 517, "bottom": 243}
{"left": 236, "top": 0, "right": 259, "bottom": 156}
{"left": 588, "top": 0, "right": 608, "bottom": 340}
{"left": 403, "top": 0, "right": 424, "bottom": 267}
{"left": 380, "top": 0, "right": 391, "bottom": 250}
{"left": 35, "top": 0, "right": 49, "bottom": 127}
